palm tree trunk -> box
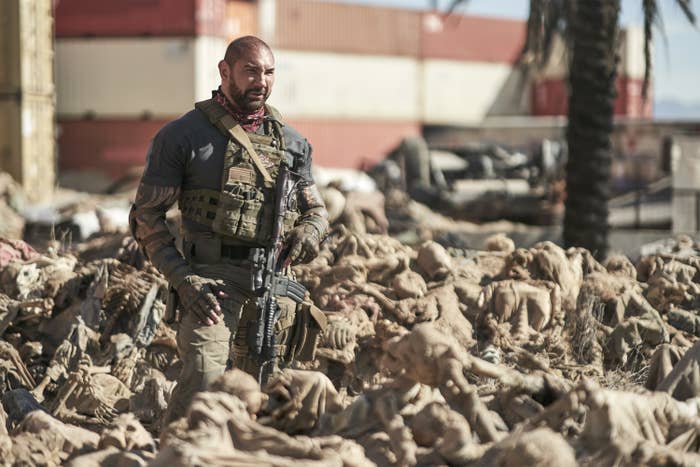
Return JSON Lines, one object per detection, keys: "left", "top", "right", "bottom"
{"left": 563, "top": 0, "right": 620, "bottom": 258}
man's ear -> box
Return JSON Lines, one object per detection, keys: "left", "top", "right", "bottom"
{"left": 218, "top": 60, "right": 230, "bottom": 81}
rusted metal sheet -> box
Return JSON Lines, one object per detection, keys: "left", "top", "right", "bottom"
{"left": 225, "top": 0, "right": 258, "bottom": 41}
{"left": 271, "top": 50, "right": 420, "bottom": 120}
{"left": 284, "top": 118, "right": 421, "bottom": 169}
{"left": 57, "top": 118, "right": 169, "bottom": 177}
{"left": 421, "top": 12, "right": 526, "bottom": 63}
{"left": 532, "top": 76, "right": 651, "bottom": 118}
{"left": 274, "top": 0, "right": 421, "bottom": 56}
{"left": 0, "top": 0, "right": 54, "bottom": 96}
{"left": 0, "top": 94, "right": 55, "bottom": 201}
{"left": 56, "top": 37, "right": 226, "bottom": 117}
{"left": 54, "top": 0, "right": 227, "bottom": 38}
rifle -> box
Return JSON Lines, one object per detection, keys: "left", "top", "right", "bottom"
{"left": 248, "top": 162, "right": 307, "bottom": 384}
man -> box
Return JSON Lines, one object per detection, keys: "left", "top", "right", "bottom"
{"left": 129, "top": 36, "right": 329, "bottom": 422}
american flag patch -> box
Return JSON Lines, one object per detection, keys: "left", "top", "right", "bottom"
{"left": 227, "top": 167, "right": 256, "bottom": 184}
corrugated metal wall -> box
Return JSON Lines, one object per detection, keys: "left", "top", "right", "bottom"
{"left": 420, "top": 12, "right": 525, "bottom": 63}
{"left": 274, "top": 0, "right": 421, "bottom": 56}
{"left": 51, "top": 0, "right": 653, "bottom": 180}
{"left": 271, "top": 50, "right": 420, "bottom": 120}
{"left": 422, "top": 60, "right": 516, "bottom": 125}
{"left": 285, "top": 118, "right": 421, "bottom": 168}
{"left": 55, "top": 0, "right": 228, "bottom": 38}
{"left": 225, "top": 0, "right": 258, "bottom": 40}
{"left": 532, "top": 76, "right": 652, "bottom": 118}
{"left": 58, "top": 119, "right": 170, "bottom": 175}
{"left": 56, "top": 37, "right": 227, "bottom": 117}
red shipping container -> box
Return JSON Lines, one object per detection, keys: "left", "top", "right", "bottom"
{"left": 284, "top": 118, "right": 422, "bottom": 169}
{"left": 531, "top": 76, "right": 652, "bottom": 118}
{"left": 275, "top": 0, "right": 421, "bottom": 56}
{"left": 421, "top": 13, "right": 526, "bottom": 64}
{"left": 58, "top": 118, "right": 168, "bottom": 179}
{"left": 54, "top": 0, "right": 227, "bottom": 38}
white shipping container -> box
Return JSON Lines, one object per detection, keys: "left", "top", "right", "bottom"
{"left": 535, "top": 26, "right": 645, "bottom": 81}
{"left": 270, "top": 50, "right": 420, "bottom": 120}
{"left": 56, "top": 37, "right": 227, "bottom": 117}
{"left": 620, "top": 26, "right": 646, "bottom": 80}
{"left": 422, "top": 60, "right": 517, "bottom": 125}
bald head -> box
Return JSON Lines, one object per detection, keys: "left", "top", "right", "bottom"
{"left": 218, "top": 36, "right": 275, "bottom": 112}
{"left": 224, "top": 36, "right": 273, "bottom": 66}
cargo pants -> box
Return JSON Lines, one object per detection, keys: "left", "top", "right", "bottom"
{"left": 163, "top": 260, "right": 277, "bottom": 423}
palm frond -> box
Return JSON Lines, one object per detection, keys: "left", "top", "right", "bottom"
{"left": 675, "top": 0, "right": 697, "bottom": 24}
{"left": 445, "top": 0, "right": 468, "bottom": 16}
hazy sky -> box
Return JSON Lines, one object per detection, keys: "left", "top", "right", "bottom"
{"left": 326, "top": 0, "right": 700, "bottom": 114}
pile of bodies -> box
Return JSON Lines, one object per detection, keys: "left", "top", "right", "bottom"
{"left": 2, "top": 221, "right": 700, "bottom": 466}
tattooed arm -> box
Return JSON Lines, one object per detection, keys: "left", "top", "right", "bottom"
{"left": 129, "top": 182, "right": 222, "bottom": 325}
{"left": 296, "top": 183, "right": 329, "bottom": 240}
{"left": 129, "top": 182, "right": 190, "bottom": 287}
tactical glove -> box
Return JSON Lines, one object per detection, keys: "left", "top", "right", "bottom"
{"left": 176, "top": 275, "right": 226, "bottom": 325}
{"left": 284, "top": 223, "right": 321, "bottom": 265}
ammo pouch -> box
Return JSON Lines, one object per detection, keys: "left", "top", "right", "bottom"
{"left": 277, "top": 297, "right": 328, "bottom": 363}
{"left": 211, "top": 177, "right": 269, "bottom": 243}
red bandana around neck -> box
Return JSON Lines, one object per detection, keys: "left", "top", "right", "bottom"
{"left": 213, "top": 88, "right": 266, "bottom": 133}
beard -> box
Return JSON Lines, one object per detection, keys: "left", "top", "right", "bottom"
{"left": 226, "top": 81, "right": 268, "bottom": 113}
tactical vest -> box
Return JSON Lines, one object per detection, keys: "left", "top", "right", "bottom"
{"left": 180, "top": 100, "right": 300, "bottom": 246}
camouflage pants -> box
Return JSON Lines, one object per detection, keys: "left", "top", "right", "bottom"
{"left": 164, "top": 261, "right": 268, "bottom": 423}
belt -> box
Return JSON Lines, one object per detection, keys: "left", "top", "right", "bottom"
{"left": 186, "top": 237, "right": 254, "bottom": 263}
{"left": 221, "top": 244, "right": 253, "bottom": 260}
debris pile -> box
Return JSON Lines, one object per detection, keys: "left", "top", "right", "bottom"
{"left": 2, "top": 222, "right": 700, "bottom": 466}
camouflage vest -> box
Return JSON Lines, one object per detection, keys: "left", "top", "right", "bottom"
{"left": 180, "top": 99, "right": 300, "bottom": 245}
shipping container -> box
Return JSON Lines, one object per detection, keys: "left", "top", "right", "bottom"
{"left": 0, "top": 0, "right": 54, "bottom": 96}
{"left": 274, "top": 0, "right": 421, "bottom": 56}
{"left": 56, "top": 37, "right": 227, "bottom": 117}
{"left": 421, "top": 12, "right": 526, "bottom": 63}
{"left": 532, "top": 76, "right": 652, "bottom": 118}
{"left": 422, "top": 59, "right": 520, "bottom": 125}
{"left": 620, "top": 26, "right": 646, "bottom": 80}
{"left": 57, "top": 117, "right": 419, "bottom": 176}
{"left": 539, "top": 26, "right": 646, "bottom": 80}
{"left": 225, "top": 0, "right": 258, "bottom": 41}
{"left": 537, "top": 34, "right": 568, "bottom": 80}
{"left": 54, "top": 0, "right": 228, "bottom": 38}
{"left": 57, "top": 118, "right": 169, "bottom": 178}
{"left": 269, "top": 118, "right": 421, "bottom": 169}
{"left": 270, "top": 50, "right": 420, "bottom": 120}
{"left": 0, "top": 94, "right": 55, "bottom": 201}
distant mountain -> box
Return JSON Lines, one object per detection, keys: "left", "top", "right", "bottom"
{"left": 654, "top": 98, "right": 700, "bottom": 120}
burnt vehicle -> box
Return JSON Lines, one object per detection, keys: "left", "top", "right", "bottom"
{"left": 370, "top": 137, "right": 567, "bottom": 225}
